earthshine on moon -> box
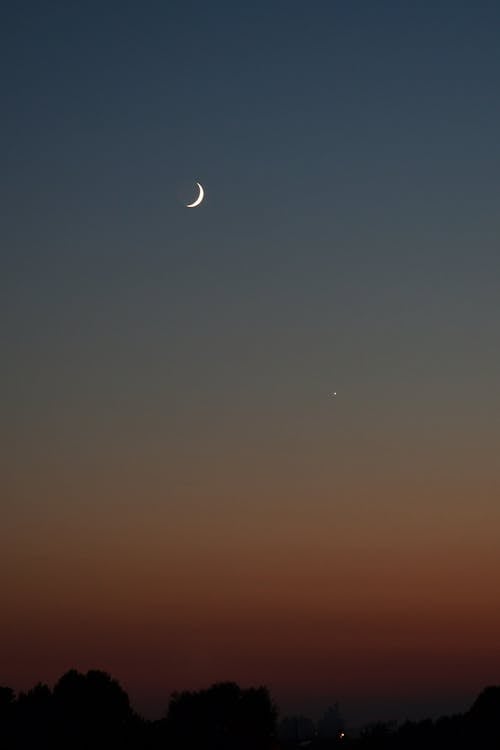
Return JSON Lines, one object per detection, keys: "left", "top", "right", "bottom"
{"left": 186, "top": 182, "right": 205, "bottom": 208}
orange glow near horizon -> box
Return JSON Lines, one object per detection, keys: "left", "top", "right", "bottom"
{"left": 3, "top": 449, "right": 500, "bottom": 722}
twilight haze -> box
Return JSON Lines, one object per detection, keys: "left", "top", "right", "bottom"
{"left": 2, "top": 0, "right": 499, "bottom": 726}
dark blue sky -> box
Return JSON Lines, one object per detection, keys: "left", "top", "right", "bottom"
{"left": 2, "top": 0, "right": 500, "bottom": 725}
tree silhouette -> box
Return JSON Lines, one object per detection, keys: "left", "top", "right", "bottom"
{"left": 167, "top": 681, "right": 277, "bottom": 750}
{"left": 0, "top": 687, "right": 15, "bottom": 749}
{"left": 3, "top": 671, "right": 500, "bottom": 750}
{"left": 52, "top": 669, "right": 132, "bottom": 750}
{"left": 466, "top": 685, "right": 500, "bottom": 748}
{"left": 15, "top": 683, "right": 53, "bottom": 749}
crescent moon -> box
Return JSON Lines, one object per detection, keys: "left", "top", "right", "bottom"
{"left": 186, "top": 182, "right": 204, "bottom": 208}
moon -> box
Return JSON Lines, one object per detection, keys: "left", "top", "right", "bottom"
{"left": 186, "top": 182, "right": 204, "bottom": 208}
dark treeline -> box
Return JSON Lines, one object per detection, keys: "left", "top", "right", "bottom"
{"left": 1, "top": 670, "right": 500, "bottom": 750}
{"left": 0, "top": 671, "right": 276, "bottom": 750}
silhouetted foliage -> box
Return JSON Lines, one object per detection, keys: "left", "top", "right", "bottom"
{"left": 0, "top": 687, "right": 15, "bottom": 749}
{"left": 52, "top": 669, "right": 133, "bottom": 749}
{"left": 167, "top": 681, "right": 278, "bottom": 750}
{"left": 468, "top": 684, "right": 500, "bottom": 723}
{"left": 464, "top": 685, "right": 500, "bottom": 748}
{"left": 15, "top": 683, "right": 53, "bottom": 749}
{"left": 2, "top": 672, "right": 500, "bottom": 750}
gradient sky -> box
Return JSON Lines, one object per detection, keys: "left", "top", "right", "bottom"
{"left": 2, "top": 0, "right": 500, "bottom": 726}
